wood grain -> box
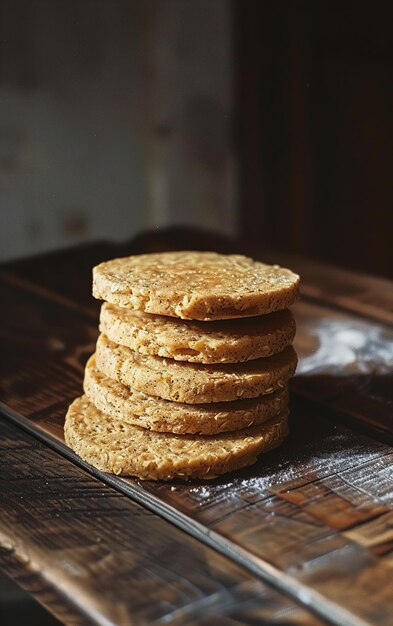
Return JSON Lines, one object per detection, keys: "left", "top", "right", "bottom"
{"left": 1, "top": 418, "right": 326, "bottom": 626}
{"left": 258, "top": 249, "right": 393, "bottom": 326}
{"left": 1, "top": 234, "right": 393, "bottom": 625}
{"left": 292, "top": 300, "right": 393, "bottom": 442}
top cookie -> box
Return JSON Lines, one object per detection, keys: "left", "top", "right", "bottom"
{"left": 93, "top": 251, "right": 299, "bottom": 320}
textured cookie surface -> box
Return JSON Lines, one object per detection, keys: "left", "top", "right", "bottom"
{"left": 95, "top": 333, "right": 297, "bottom": 404}
{"left": 93, "top": 251, "right": 299, "bottom": 320}
{"left": 64, "top": 395, "right": 289, "bottom": 480}
{"left": 84, "top": 355, "right": 289, "bottom": 434}
{"left": 100, "top": 303, "right": 296, "bottom": 364}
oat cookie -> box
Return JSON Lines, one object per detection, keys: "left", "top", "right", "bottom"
{"left": 95, "top": 333, "right": 297, "bottom": 404}
{"left": 100, "top": 303, "right": 296, "bottom": 364}
{"left": 84, "top": 355, "right": 289, "bottom": 434}
{"left": 64, "top": 395, "right": 289, "bottom": 480}
{"left": 93, "top": 251, "right": 299, "bottom": 320}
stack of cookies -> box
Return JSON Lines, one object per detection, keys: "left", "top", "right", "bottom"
{"left": 65, "top": 251, "right": 299, "bottom": 480}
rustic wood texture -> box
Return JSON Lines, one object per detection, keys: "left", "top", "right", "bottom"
{"left": 1, "top": 419, "right": 325, "bottom": 626}
{"left": 260, "top": 249, "right": 393, "bottom": 326}
{"left": 1, "top": 232, "right": 393, "bottom": 625}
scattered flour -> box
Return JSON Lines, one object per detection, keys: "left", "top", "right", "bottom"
{"left": 297, "top": 319, "right": 393, "bottom": 375}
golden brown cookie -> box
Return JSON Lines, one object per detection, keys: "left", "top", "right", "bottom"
{"left": 64, "top": 395, "right": 289, "bottom": 480}
{"left": 99, "top": 303, "right": 296, "bottom": 364}
{"left": 93, "top": 251, "right": 299, "bottom": 320}
{"left": 95, "top": 333, "right": 297, "bottom": 404}
{"left": 84, "top": 355, "right": 289, "bottom": 434}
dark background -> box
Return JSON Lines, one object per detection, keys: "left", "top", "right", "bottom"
{"left": 237, "top": 0, "right": 393, "bottom": 277}
{"left": 0, "top": 0, "right": 392, "bottom": 277}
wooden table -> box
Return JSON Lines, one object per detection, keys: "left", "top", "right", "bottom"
{"left": 1, "top": 231, "right": 392, "bottom": 626}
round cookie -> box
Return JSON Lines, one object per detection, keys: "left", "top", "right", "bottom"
{"left": 84, "top": 355, "right": 289, "bottom": 435}
{"left": 100, "top": 303, "right": 296, "bottom": 364}
{"left": 64, "top": 395, "right": 289, "bottom": 480}
{"left": 93, "top": 251, "right": 299, "bottom": 320}
{"left": 95, "top": 333, "right": 297, "bottom": 404}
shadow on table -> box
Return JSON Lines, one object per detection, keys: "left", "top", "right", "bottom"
{"left": 0, "top": 571, "right": 60, "bottom": 626}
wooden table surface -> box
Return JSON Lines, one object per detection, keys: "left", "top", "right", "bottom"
{"left": 1, "top": 229, "right": 392, "bottom": 626}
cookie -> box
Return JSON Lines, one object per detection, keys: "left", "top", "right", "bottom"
{"left": 99, "top": 303, "right": 296, "bottom": 364}
{"left": 93, "top": 251, "right": 300, "bottom": 320}
{"left": 84, "top": 355, "right": 289, "bottom": 434}
{"left": 95, "top": 333, "right": 297, "bottom": 404}
{"left": 64, "top": 395, "right": 289, "bottom": 480}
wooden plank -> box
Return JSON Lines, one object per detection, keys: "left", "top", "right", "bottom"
{"left": 292, "top": 299, "right": 393, "bottom": 442}
{"left": 257, "top": 248, "right": 393, "bottom": 326}
{"left": 1, "top": 402, "right": 380, "bottom": 626}
{"left": 1, "top": 418, "right": 326, "bottom": 626}
{"left": 0, "top": 240, "right": 115, "bottom": 313}
{"left": 1, "top": 250, "right": 393, "bottom": 625}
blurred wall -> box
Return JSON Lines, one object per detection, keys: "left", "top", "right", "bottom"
{"left": 0, "top": 0, "right": 235, "bottom": 261}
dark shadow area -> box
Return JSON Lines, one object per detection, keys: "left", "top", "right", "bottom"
{"left": 0, "top": 571, "right": 60, "bottom": 626}
{"left": 236, "top": 0, "right": 393, "bottom": 278}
